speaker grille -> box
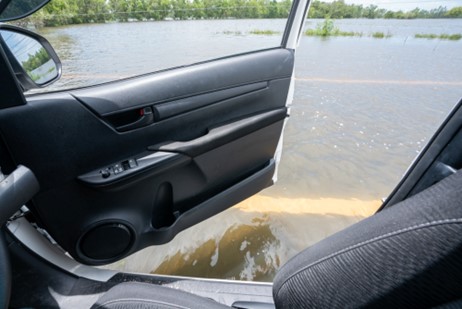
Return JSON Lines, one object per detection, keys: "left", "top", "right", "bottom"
{"left": 80, "top": 222, "right": 133, "bottom": 260}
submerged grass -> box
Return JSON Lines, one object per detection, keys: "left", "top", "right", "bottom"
{"left": 249, "top": 29, "right": 280, "bottom": 35}
{"left": 222, "top": 30, "right": 243, "bottom": 35}
{"left": 225, "top": 29, "right": 279, "bottom": 36}
{"left": 371, "top": 32, "right": 392, "bottom": 38}
{"left": 304, "top": 18, "right": 362, "bottom": 37}
{"left": 305, "top": 28, "right": 362, "bottom": 37}
{"left": 415, "top": 33, "right": 462, "bottom": 40}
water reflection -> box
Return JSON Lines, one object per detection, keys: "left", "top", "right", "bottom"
{"left": 0, "top": 29, "right": 58, "bottom": 84}
{"left": 153, "top": 221, "right": 280, "bottom": 281}
{"left": 108, "top": 196, "right": 379, "bottom": 281}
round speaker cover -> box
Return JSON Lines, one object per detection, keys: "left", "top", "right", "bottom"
{"left": 80, "top": 222, "right": 132, "bottom": 260}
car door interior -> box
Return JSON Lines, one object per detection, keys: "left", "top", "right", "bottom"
{"left": 0, "top": 48, "right": 294, "bottom": 265}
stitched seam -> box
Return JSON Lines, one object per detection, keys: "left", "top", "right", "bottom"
{"left": 93, "top": 298, "right": 189, "bottom": 309}
{"left": 275, "top": 218, "right": 462, "bottom": 298}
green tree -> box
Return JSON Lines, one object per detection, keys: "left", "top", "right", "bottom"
{"left": 22, "top": 48, "right": 51, "bottom": 73}
{"left": 446, "top": 6, "right": 462, "bottom": 18}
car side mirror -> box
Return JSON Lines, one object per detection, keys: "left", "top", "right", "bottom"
{"left": 0, "top": 0, "right": 50, "bottom": 22}
{"left": 0, "top": 25, "right": 61, "bottom": 91}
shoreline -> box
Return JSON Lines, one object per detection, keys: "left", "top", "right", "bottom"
{"left": 236, "top": 194, "right": 380, "bottom": 217}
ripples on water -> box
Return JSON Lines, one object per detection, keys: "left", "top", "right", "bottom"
{"left": 35, "top": 19, "right": 462, "bottom": 280}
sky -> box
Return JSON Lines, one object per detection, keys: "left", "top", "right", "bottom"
{"left": 0, "top": 31, "right": 42, "bottom": 63}
{"left": 322, "top": 0, "right": 462, "bottom": 11}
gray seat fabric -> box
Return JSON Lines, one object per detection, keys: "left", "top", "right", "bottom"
{"left": 91, "top": 282, "right": 229, "bottom": 309}
{"left": 273, "top": 170, "right": 462, "bottom": 308}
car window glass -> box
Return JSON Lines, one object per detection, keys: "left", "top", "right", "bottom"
{"left": 23, "top": 0, "right": 293, "bottom": 92}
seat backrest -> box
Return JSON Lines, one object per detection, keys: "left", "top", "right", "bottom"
{"left": 273, "top": 170, "right": 462, "bottom": 308}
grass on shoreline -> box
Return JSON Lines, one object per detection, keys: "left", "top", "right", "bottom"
{"left": 415, "top": 33, "right": 462, "bottom": 40}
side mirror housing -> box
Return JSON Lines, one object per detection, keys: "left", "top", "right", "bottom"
{"left": 0, "top": 25, "right": 61, "bottom": 91}
{"left": 0, "top": 0, "right": 50, "bottom": 22}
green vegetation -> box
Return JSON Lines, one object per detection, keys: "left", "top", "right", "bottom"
{"left": 249, "top": 29, "right": 279, "bottom": 35}
{"left": 222, "top": 30, "right": 243, "bottom": 35}
{"left": 305, "top": 28, "right": 360, "bottom": 37}
{"left": 14, "top": 0, "right": 462, "bottom": 27}
{"left": 415, "top": 33, "right": 462, "bottom": 40}
{"left": 304, "top": 19, "right": 361, "bottom": 37}
{"left": 305, "top": 20, "right": 461, "bottom": 40}
{"left": 371, "top": 32, "right": 391, "bottom": 38}
{"left": 308, "top": 1, "right": 457, "bottom": 19}
{"left": 22, "top": 48, "right": 51, "bottom": 73}
{"left": 445, "top": 6, "right": 462, "bottom": 18}
{"left": 415, "top": 33, "right": 438, "bottom": 39}
{"left": 23, "top": 0, "right": 294, "bottom": 27}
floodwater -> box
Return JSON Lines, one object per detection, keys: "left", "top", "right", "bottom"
{"left": 36, "top": 19, "right": 462, "bottom": 281}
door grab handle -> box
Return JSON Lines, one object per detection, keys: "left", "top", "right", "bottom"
{"left": 116, "top": 107, "right": 154, "bottom": 132}
{"left": 148, "top": 108, "right": 287, "bottom": 157}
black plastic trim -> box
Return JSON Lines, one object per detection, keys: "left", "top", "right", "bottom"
{"left": 0, "top": 24, "right": 62, "bottom": 91}
{"left": 71, "top": 49, "right": 294, "bottom": 115}
{"left": 141, "top": 159, "right": 275, "bottom": 246}
{"left": 0, "top": 0, "right": 50, "bottom": 22}
{"left": 0, "top": 165, "right": 39, "bottom": 225}
{"left": 281, "top": 0, "right": 300, "bottom": 47}
{"left": 78, "top": 151, "right": 190, "bottom": 188}
{"left": 150, "top": 109, "right": 287, "bottom": 157}
{"left": 0, "top": 39, "right": 25, "bottom": 109}
{"left": 381, "top": 98, "right": 462, "bottom": 210}
{"left": 152, "top": 82, "right": 268, "bottom": 121}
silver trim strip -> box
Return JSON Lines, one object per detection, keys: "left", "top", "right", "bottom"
{"left": 7, "top": 217, "right": 116, "bottom": 282}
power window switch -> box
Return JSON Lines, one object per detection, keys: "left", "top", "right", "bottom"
{"left": 113, "top": 164, "right": 124, "bottom": 174}
{"left": 128, "top": 159, "right": 137, "bottom": 169}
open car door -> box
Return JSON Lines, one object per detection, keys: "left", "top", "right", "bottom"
{"left": 381, "top": 98, "right": 462, "bottom": 210}
{"left": 0, "top": 0, "right": 311, "bottom": 265}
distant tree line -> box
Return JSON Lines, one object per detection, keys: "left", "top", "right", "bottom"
{"left": 309, "top": 1, "right": 461, "bottom": 19}
{"left": 20, "top": 0, "right": 462, "bottom": 27}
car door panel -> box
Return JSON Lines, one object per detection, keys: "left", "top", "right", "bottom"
{"left": 0, "top": 48, "right": 294, "bottom": 264}
{"left": 71, "top": 49, "right": 294, "bottom": 115}
{"left": 382, "top": 99, "right": 462, "bottom": 209}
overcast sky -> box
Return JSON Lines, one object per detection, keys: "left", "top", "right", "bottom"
{"left": 322, "top": 0, "right": 462, "bottom": 11}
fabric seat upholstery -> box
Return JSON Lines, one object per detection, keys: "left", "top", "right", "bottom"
{"left": 273, "top": 170, "right": 462, "bottom": 308}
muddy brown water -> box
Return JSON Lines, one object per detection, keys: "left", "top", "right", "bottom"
{"left": 35, "top": 18, "right": 462, "bottom": 281}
